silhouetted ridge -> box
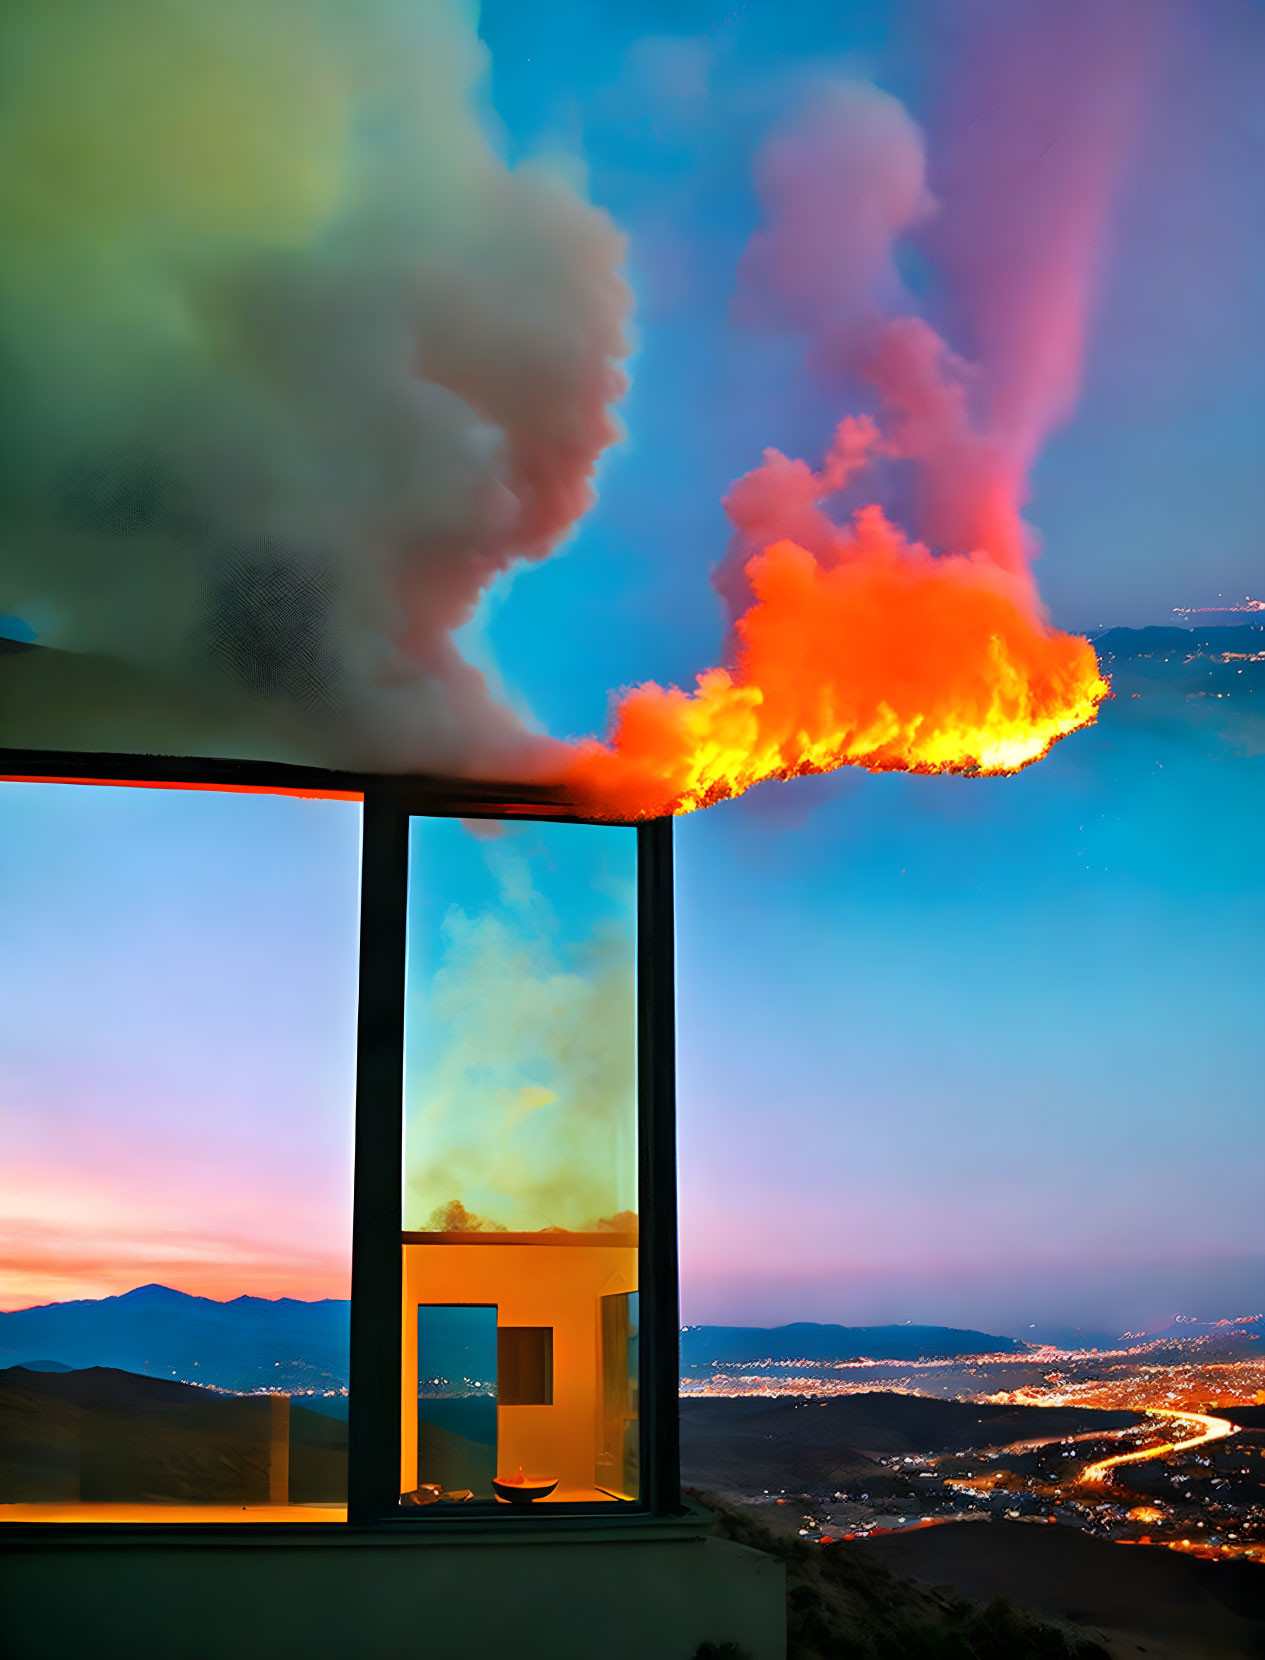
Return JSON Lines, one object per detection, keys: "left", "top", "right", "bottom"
{"left": 0, "top": 1286, "right": 350, "bottom": 1393}
{"left": 682, "top": 1321, "right": 1027, "bottom": 1367}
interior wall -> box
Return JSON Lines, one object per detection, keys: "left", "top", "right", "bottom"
{"left": 401, "top": 1241, "right": 637, "bottom": 1497}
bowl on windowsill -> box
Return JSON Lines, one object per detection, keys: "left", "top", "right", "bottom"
{"left": 492, "top": 1470, "right": 559, "bottom": 1505}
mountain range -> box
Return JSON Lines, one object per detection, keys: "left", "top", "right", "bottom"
{"left": 2, "top": 1290, "right": 1034, "bottom": 1393}
{"left": 680, "top": 1322, "right": 1027, "bottom": 1371}
{"left": 0, "top": 1285, "right": 349, "bottom": 1395}
{"left": 1092, "top": 621, "right": 1264, "bottom": 751}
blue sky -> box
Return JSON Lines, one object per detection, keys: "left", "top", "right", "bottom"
{"left": 464, "top": 0, "right": 1265, "bottom": 749}
{"left": 476, "top": 0, "right": 1265, "bottom": 1333}
{"left": 1, "top": 0, "right": 1262, "bottom": 1336}
{"left": 673, "top": 688, "right": 1265, "bottom": 1332}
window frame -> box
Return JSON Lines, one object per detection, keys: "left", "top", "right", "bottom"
{"left": 0, "top": 748, "right": 680, "bottom": 1535}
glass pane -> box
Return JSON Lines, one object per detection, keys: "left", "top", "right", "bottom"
{"left": 0, "top": 781, "right": 360, "bottom": 1521}
{"left": 407, "top": 1306, "right": 497, "bottom": 1504}
{"left": 401, "top": 817, "right": 638, "bottom": 1506}
{"left": 598, "top": 1292, "right": 639, "bottom": 1499}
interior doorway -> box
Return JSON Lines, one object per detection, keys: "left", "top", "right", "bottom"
{"left": 414, "top": 1305, "right": 497, "bottom": 1499}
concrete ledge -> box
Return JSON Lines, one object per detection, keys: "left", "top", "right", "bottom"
{"left": 2, "top": 1528, "right": 786, "bottom": 1660}
{"left": 0, "top": 1500, "right": 715, "bottom": 1548}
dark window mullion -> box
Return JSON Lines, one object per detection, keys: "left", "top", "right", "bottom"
{"left": 638, "top": 816, "right": 681, "bottom": 1516}
{"left": 347, "top": 786, "right": 410, "bottom": 1522}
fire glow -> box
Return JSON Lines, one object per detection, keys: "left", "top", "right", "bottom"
{"left": 563, "top": 62, "right": 1133, "bottom": 818}
{"left": 568, "top": 429, "right": 1109, "bottom": 818}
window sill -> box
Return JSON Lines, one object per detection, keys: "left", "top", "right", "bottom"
{"left": 0, "top": 1500, "right": 713, "bottom": 1548}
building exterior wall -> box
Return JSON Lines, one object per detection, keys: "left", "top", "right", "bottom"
{"left": 1, "top": 1529, "right": 787, "bottom": 1660}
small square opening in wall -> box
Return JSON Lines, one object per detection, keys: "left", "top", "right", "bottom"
{"left": 498, "top": 1327, "right": 554, "bottom": 1406}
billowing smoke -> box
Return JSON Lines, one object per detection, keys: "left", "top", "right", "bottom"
{"left": 571, "top": 7, "right": 1165, "bottom": 816}
{"left": 403, "top": 840, "right": 637, "bottom": 1232}
{"left": 724, "top": 0, "right": 1162, "bottom": 598}
{"left": 0, "top": 0, "right": 629, "bottom": 772}
{"left": 0, "top": 2, "right": 1163, "bottom": 807}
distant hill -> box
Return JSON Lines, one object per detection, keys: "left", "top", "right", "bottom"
{"left": 681, "top": 1322, "right": 1028, "bottom": 1370}
{"left": 1092, "top": 620, "right": 1265, "bottom": 751}
{"left": 1142, "top": 1317, "right": 1262, "bottom": 1344}
{"left": 0, "top": 1285, "right": 349, "bottom": 1394}
{"left": 1020, "top": 1315, "right": 1264, "bottom": 1356}
{"left": 1016, "top": 1326, "right": 1127, "bottom": 1352}
{"left": 680, "top": 1391, "right": 1142, "bottom": 1498}
{"left": 1093, "top": 622, "right": 1265, "bottom": 660}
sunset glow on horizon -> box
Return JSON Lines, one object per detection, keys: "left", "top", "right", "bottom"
{"left": 0, "top": 1213, "right": 352, "bottom": 1313}
{"left": 0, "top": 781, "right": 360, "bottom": 1315}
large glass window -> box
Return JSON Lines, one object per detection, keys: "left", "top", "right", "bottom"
{"left": 0, "top": 781, "right": 361, "bottom": 1522}
{"left": 400, "top": 817, "right": 639, "bottom": 1506}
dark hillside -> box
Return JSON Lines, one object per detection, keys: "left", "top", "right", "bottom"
{"left": 680, "top": 1393, "right": 1143, "bottom": 1498}
{"left": 698, "top": 1494, "right": 1112, "bottom": 1659}
{"left": 0, "top": 1365, "right": 345, "bottom": 1504}
{"left": 858, "top": 1518, "right": 1265, "bottom": 1659}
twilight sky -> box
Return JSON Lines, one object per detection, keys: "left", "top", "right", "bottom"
{"left": 0, "top": 784, "right": 361, "bottom": 1310}
{"left": 1, "top": 0, "right": 1262, "bottom": 1334}
{"left": 479, "top": 0, "right": 1265, "bottom": 1334}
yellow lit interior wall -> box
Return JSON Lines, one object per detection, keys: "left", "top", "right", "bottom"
{"left": 401, "top": 1241, "right": 637, "bottom": 1499}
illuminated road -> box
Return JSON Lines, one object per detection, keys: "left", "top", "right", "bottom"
{"left": 1080, "top": 1410, "right": 1238, "bottom": 1486}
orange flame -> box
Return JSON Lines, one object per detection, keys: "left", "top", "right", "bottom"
{"left": 568, "top": 503, "right": 1108, "bottom": 818}
{"left": 561, "top": 55, "right": 1142, "bottom": 822}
